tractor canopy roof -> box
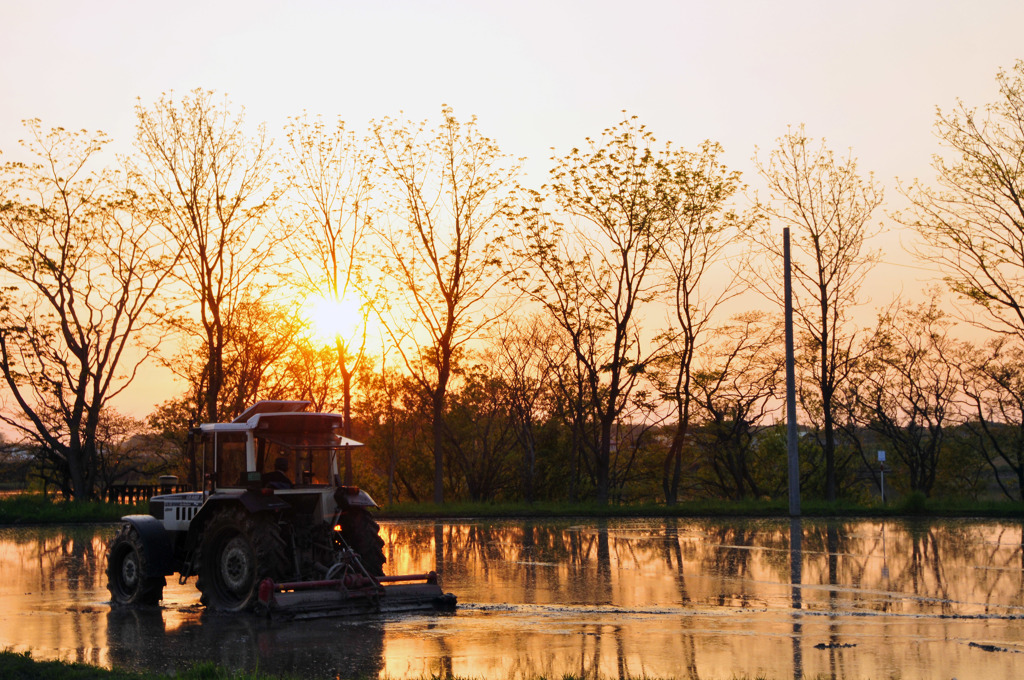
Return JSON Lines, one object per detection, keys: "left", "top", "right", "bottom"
{"left": 198, "top": 401, "right": 364, "bottom": 450}
{"left": 232, "top": 400, "right": 310, "bottom": 423}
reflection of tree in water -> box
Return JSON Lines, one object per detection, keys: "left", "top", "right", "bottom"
{"left": 881, "top": 520, "right": 961, "bottom": 615}
{"left": 381, "top": 517, "right": 1024, "bottom": 619}
{"left": 661, "top": 520, "right": 691, "bottom": 604}
{"left": 802, "top": 524, "right": 869, "bottom": 590}
{"left": 700, "top": 523, "right": 758, "bottom": 607}
{"left": 661, "top": 521, "right": 700, "bottom": 679}
{"left": 106, "top": 608, "right": 386, "bottom": 679}
{"left": 386, "top": 520, "right": 620, "bottom": 602}
{"left": 6, "top": 521, "right": 1024, "bottom": 680}
{"left": 975, "top": 522, "right": 1024, "bottom": 607}
{"left": 9, "top": 527, "right": 107, "bottom": 595}
{"left": 906, "top": 521, "right": 951, "bottom": 613}
{"left": 0, "top": 528, "right": 114, "bottom": 666}
{"left": 839, "top": 519, "right": 1024, "bottom": 616}
{"left": 596, "top": 524, "right": 611, "bottom": 603}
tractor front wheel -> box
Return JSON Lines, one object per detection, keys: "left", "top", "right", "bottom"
{"left": 106, "top": 524, "right": 165, "bottom": 606}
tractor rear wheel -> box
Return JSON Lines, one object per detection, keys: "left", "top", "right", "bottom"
{"left": 341, "top": 508, "right": 386, "bottom": 576}
{"left": 196, "top": 507, "right": 288, "bottom": 612}
{"left": 107, "top": 524, "right": 165, "bottom": 606}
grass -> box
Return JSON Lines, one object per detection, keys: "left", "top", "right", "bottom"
{"left": 1, "top": 490, "right": 1023, "bottom": 526}
{"left": 0, "top": 650, "right": 822, "bottom": 680}
{"left": 0, "top": 493, "right": 146, "bottom": 525}
{"left": 0, "top": 650, "right": 288, "bottom": 680}
{"left": 376, "top": 496, "right": 1024, "bottom": 520}
{"left": 379, "top": 498, "right": 795, "bottom": 519}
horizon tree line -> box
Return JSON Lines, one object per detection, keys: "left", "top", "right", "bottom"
{"left": 3, "top": 62, "right": 1024, "bottom": 504}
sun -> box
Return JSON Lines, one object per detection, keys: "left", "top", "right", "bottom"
{"left": 305, "top": 294, "right": 364, "bottom": 345}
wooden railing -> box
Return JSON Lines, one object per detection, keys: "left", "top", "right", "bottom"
{"left": 107, "top": 483, "right": 192, "bottom": 505}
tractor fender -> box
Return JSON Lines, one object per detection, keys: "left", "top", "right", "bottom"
{"left": 188, "top": 493, "right": 288, "bottom": 534}
{"left": 237, "top": 490, "right": 293, "bottom": 514}
{"left": 334, "top": 486, "right": 378, "bottom": 509}
{"left": 185, "top": 493, "right": 291, "bottom": 556}
{"left": 120, "top": 514, "right": 175, "bottom": 576}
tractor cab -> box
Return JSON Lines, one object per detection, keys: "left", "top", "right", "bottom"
{"left": 200, "top": 400, "right": 358, "bottom": 491}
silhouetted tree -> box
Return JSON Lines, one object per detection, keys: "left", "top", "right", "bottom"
{"left": 904, "top": 61, "right": 1024, "bottom": 501}
{"left": 519, "top": 117, "right": 681, "bottom": 504}
{"left": 356, "top": 359, "right": 432, "bottom": 504}
{"left": 371, "top": 106, "right": 520, "bottom": 504}
{"left": 282, "top": 113, "right": 375, "bottom": 448}
{"left": 488, "top": 315, "right": 562, "bottom": 502}
{"left": 653, "top": 140, "right": 746, "bottom": 504}
{"left": 445, "top": 361, "right": 519, "bottom": 501}
{"left": 131, "top": 89, "right": 281, "bottom": 425}
{"left": 751, "top": 126, "right": 882, "bottom": 501}
{"left": 907, "top": 60, "right": 1024, "bottom": 343}
{"left": 960, "top": 339, "right": 1024, "bottom": 500}
{"left": 690, "top": 313, "right": 784, "bottom": 500}
{"left": 94, "top": 410, "right": 170, "bottom": 496}
{"left": 0, "top": 121, "right": 175, "bottom": 499}
{"left": 859, "top": 294, "right": 961, "bottom": 497}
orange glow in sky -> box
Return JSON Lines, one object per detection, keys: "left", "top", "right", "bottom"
{"left": 3, "top": 0, "right": 1024, "bottom": 417}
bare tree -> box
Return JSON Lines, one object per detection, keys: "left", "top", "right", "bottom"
{"left": 859, "top": 293, "right": 961, "bottom": 497}
{"left": 444, "top": 360, "right": 519, "bottom": 501}
{"left": 519, "top": 116, "right": 679, "bottom": 505}
{"left": 900, "top": 61, "right": 1024, "bottom": 501}
{"left": 278, "top": 340, "right": 346, "bottom": 413}
{"left": 0, "top": 433, "right": 32, "bottom": 490}
{"left": 371, "top": 106, "right": 520, "bottom": 503}
{"left": 653, "top": 140, "right": 746, "bottom": 504}
{"left": 0, "top": 121, "right": 175, "bottom": 499}
{"left": 906, "top": 61, "right": 1024, "bottom": 341}
{"left": 218, "top": 297, "right": 306, "bottom": 416}
{"left": 94, "top": 409, "right": 172, "bottom": 497}
{"left": 959, "top": 338, "right": 1024, "bottom": 500}
{"left": 751, "top": 126, "right": 882, "bottom": 501}
{"left": 488, "top": 314, "right": 562, "bottom": 502}
{"left": 690, "top": 312, "right": 784, "bottom": 500}
{"left": 356, "top": 356, "right": 429, "bottom": 504}
{"left": 282, "top": 114, "right": 375, "bottom": 454}
{"left": 131, "top": 89, "right": 281, "bottom": 426}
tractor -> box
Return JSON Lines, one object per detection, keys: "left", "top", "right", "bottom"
{"left": 105, "top": 400, "right": 455, "bottom": 618}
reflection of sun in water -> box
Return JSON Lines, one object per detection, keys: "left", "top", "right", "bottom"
{"left": 305, "top": 295, "right": 363, "bottom": 345}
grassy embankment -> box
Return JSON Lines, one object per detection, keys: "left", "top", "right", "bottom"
{"left": 0, "top": 649, "right": 820, "bottom": 680}
{"left": 1, "top": 490, "right": 1023, "bottom": 525}
{"left": 0, "top": 650, "right": 286, "bottom": 680}
{"left": 381, "top": 495, "right": 1024, "bottom": 519}
{"left": 0, "top": 493, "right": 146, "bottom": 525}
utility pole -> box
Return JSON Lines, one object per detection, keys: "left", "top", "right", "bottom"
{"left": 785, "top": 227, "right": 801, "bottom": 517}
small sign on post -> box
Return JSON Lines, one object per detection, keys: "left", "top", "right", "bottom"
{"left": 877, "top": 450, "right": 886, "bottom": 505}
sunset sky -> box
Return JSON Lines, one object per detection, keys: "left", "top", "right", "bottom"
{"left": 4, "top": 1, "right": 1022, "bottom": 179}
{"left": 3, "top": 0, "right": 1024, "bottom": 416}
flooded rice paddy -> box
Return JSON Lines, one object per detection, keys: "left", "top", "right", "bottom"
{"left": 1, "top": 517, "right": 1023, "bottom": 679}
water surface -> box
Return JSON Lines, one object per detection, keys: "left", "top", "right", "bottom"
{"left": 1, "top": 517, "right": 1022, "bottom": 679}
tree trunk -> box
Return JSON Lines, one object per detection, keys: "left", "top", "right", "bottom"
{"left": 821, "top": 294, "right": 836, "bottom": 503}
{"left": 432, "top": 395, "right": 445, "bottom": 504}
{"left": 340, "top": 341, "right": 355, "bottom": 485}
{"left": 432, "top": 352, "right": 451, "bottom": 505}
{"left": 597, "top": 418, "right": 612, "bottom": 505}
{"left": 663, "top": 431, "right": 684, "bottom": 505}
{"left": 824, "top": 403, "right": 836, "bottom": 502}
